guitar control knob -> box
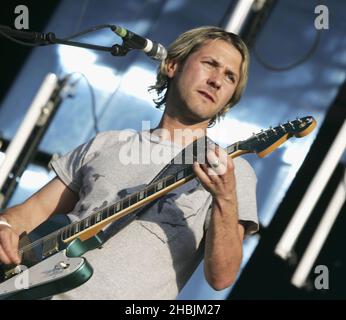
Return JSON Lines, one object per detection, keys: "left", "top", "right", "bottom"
{"left": 55, "top": 261, "right": 70, "bottom": 270}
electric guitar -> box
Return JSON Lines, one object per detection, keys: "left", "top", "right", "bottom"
{"left": 0, "top": 116, "right": 316, "bottom": 300}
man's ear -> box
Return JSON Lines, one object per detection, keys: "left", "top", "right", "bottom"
{"left": 166, "top": 60, "right": 179, "bottom": 79}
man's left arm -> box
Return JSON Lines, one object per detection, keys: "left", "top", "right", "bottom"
{"left": 193, "top": 147, "right": 244, "bottom": 290}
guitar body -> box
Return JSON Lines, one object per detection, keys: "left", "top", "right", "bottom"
{"left": 0, "top": 216, "right": 103, "bottom": 300}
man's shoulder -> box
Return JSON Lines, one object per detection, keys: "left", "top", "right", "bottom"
{"left": 95, "top": 129, "right": 137, "bottom": 140}
{"left": 92, "top": 129, "right": 139, "bottom": 145}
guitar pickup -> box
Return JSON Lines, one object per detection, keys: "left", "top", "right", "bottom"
{"left": 42, "top": 236, "right": 59, "bottom": 259}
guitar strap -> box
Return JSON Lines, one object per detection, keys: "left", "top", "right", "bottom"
{"left": 150, "top": 134, "right": 216, "bottom": 183}
{"left": 102, "top": 134, "right": 218, "bottom": 242}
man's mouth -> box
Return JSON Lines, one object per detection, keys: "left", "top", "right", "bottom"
{"left": 197, "top": 90, "right": 215, "bottom": 103}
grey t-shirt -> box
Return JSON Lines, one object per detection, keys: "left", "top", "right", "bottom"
{"left": 50, "top": 130, "right": 258, "bottom": 299}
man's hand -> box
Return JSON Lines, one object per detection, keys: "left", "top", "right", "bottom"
{"left": 193, "top": 146, "right": 236, "bottom": 201}
{"left": 0, "top": 218, "right": 21, "bottom": 265}
{"left": 0, "top": 177, "right": 79, "bottom": 267}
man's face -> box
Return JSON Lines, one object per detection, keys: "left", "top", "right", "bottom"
{"left": 166, "top": 39, "right": 242, "bottom": 124}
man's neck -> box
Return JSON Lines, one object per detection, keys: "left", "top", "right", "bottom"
{"left": 151, "top": 110, "right": 209, "bottom": 147}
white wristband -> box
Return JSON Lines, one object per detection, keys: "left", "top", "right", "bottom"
{"left": 0, "top": 220, "right": 12, "bottom": 228}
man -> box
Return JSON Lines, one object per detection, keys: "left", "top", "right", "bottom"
{"left": 0, "top": 26, "right": 258, "bottom": 299}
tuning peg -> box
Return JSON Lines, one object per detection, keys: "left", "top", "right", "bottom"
{"left": 279, "top": 123, "right": 285, "bottom": 131}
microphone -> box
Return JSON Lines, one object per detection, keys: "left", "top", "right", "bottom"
{"left": 111, "top": 25, "right": 167, "bottom": 61}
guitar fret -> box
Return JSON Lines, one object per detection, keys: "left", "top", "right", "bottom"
{"left": 102, "top": 208, "right": 108, "bottom": 220}
{"left": 166, "top": 175, "right": 176, "bottom": 186}
{"left": 122, "top": 197, "right": 130, "bottom": 209}
{"left": 138, "top": 190, "right": 145, "bottom": 200}
{"left": 129, "top": 193, "right": 138, "bottom": 206}
{"left": 78, "top": 221, "right": 85, "bottom": 232}
{"left": 146, "top": 185, "right": 156, "bottom": 197}
{"left": 226, "top": 144, "right": 236, "bottom": 155}
{"left": 177, "top": 170, "right": 184, "bottom": 180}
{"left": 62, "top": 228, "right": 68, "bottom": 240}
{"left": 185, "top": 166, "right": 193, "bottom": 176}
{"left": 67, "top": 226, "right": 73, "bottom": 238}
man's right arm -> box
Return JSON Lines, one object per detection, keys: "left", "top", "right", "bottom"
{"left": 0, "top": 177, "right": 79, "bottom": 265}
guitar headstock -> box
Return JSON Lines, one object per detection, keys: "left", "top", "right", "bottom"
{"left": 237, "top": 116, "right": 317, "bottom": 158}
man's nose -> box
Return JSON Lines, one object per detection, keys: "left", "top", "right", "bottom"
{"left": 207, "top": 71, "right": 222, "bottom": 89}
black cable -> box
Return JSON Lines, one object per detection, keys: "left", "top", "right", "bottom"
{"left": 56, "top": 0, "right": 99, "bottom": 134}
{"left": 55, "top": 0, "right": 90, "bottom": 76}
{"left": 76, "top": 73, "right": 99, "bottom": 134}
{"left": 254, "top": 29, "right": 322, "bottom": 72}
{"left": 65, "top": 72, "right": 99, "bottom": 134}
{"left": 69, "top": 0, "right": 90, "bottom": 38}
{"left": 253, "top": 1, "right": 322, "bottom": 72}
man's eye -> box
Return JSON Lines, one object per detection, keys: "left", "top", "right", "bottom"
{"left": 227, "top": 75, "right": 235, "bottom": 83}
{"left": 203, "top": 61, "right": 213, "bottom": 66}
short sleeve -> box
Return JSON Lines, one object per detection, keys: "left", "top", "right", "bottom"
{"left": 235, "top": 158, "right": 259, "bottom": 236}
{"left": 50, "top": 137, "right": 95, "bottom": 193}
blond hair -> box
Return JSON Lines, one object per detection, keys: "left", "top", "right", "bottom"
{"left": 149, "top": 26, "right": 250, "bottom": 127}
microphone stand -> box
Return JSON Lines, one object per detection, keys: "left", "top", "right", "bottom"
{"left": 0, "top": 25, "right": 131, "bottom": 56}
